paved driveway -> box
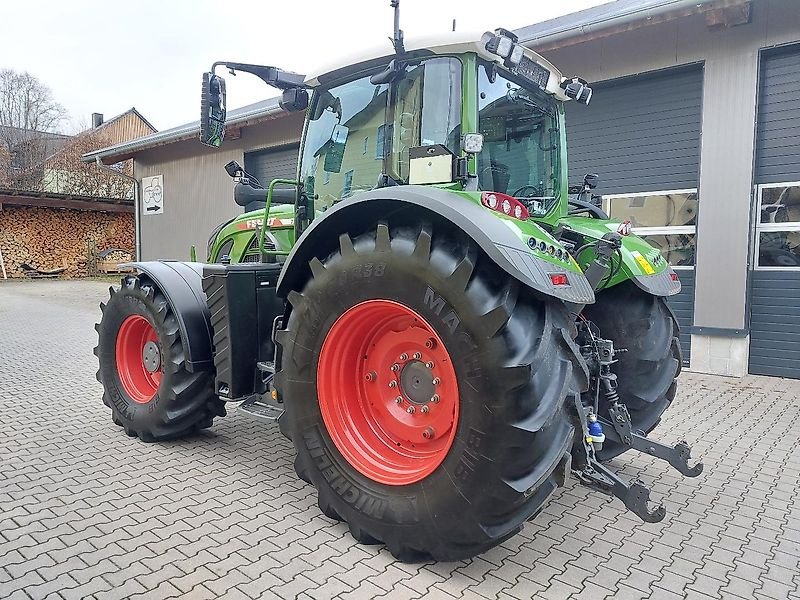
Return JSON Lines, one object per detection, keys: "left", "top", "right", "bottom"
{"left": 1, "top": 279, "right": 798, "bottom": 600}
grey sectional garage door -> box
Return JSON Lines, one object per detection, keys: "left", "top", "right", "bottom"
{"left": 564, "top": 65, "right": 703, "bottom": 195}
{"left": 565, "top": 66, "right": 703, "bottom": 362}
{"left": 749, "top": 45, "right": 800, "bottom": 379}
{"left": 244, "top": 144, "right": 299, "bottom": 188}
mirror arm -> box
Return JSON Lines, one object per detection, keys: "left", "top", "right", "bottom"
{"left": 211, "top": 62, "right": 307, "bottom": 90}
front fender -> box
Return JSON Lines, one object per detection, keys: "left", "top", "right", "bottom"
{"left": 276, "top": 186, "right": 594, "bottom": 304}
{"left": 122, "top": 261, "right": 214, "bottom": 372}
{"left": 561, "top": 217, "right": 682, "bottom": 297}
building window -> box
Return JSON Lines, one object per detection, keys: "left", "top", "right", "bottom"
{"left": 342, "top": 170, "right": 354, "bottom": 198}
{"left": 363, "top": 137, "right": 369, "bottom": 155}
{"left": 755, "top": 182, "right": 800, "bottom": 268}
{"left": 323, "top": 170, "right": 331, "bottom": 185}
{"left": 376, "top": 124, "right": 386, "bottom": 159}
{"left": 604, "top": 189, "right": 698, "bottom": 267}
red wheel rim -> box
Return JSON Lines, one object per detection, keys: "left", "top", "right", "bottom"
{"left": 115, "top": 315, "right": 162, "bottom": 404}
{"left": 317, "top": 300, "right": 459, "bottom": 486}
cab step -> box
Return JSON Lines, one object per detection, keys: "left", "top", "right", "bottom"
{"left": 238, "top": 395, "right": 284, "bottom": 422}
{"left": 257, "top": 361, "right": 275, "bottom": 375}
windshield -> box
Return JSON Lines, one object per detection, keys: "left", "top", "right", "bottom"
{"left": 477, "top": 61, "right": 561, "bottom": 216}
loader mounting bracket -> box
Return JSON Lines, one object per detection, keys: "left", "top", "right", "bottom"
{"left": 601, "top": 403, "right": 704, "bottom": 478}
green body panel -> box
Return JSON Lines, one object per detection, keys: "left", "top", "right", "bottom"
{"left": 208, "top": 204, "right": 296, "bottom": 263}
{"left": 205, "top": 50, "right": 668, "bottom": 296}
{"left": 460, "top": 54, "right": 479, "bottom": 179}
{"left": 443, "top": 188, "right": 583, "bottom": 274}
{"left": 558, "top": 216, "right": 670, "bottom": 289}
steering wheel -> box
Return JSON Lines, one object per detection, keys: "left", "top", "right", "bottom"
{"left": 511, "top": 185, "right": 541, "bottom": 198}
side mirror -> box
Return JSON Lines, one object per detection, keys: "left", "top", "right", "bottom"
{"left": 200, "top": 72, "right": 227, "bottom": 147}
{"left": 583, "top": 173, "right": 600, "bottom": 189}
{"left": 224, "top": 160, "right": 243, "bottom": 178}
{"left": 280, "top": 87, "right": 309, "bottom": 112}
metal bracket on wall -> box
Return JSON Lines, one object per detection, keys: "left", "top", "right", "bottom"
{"left": 686, "top": 326, "right": 749, "bottom": 337}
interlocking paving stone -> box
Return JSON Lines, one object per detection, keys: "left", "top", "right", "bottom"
{"left": 1, "top": 279, "right": 799, "bottom": 600}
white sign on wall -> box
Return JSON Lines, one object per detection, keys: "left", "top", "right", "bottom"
{"left": 142, "top": 175, "right": 164, "bottom": 215}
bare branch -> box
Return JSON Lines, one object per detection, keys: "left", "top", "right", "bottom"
{"left": 0, "top": 68, "right": 69, "bottom": 189}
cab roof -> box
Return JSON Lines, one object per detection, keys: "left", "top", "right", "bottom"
{"left": 305, "top": 30, "right": 570, "bottom": 101}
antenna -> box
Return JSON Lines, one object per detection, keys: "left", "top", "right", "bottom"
{"left": 390, "top": 1, "right": 405, "bottom": 55}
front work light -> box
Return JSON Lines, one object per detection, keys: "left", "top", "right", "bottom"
{"left": 561, "top": 76, "right": 593, "bottom": 105}
{"left": 462, "top": 133, "right": 484, "bottom": 154}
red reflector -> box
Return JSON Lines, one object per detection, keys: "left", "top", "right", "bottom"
{"left": 481, "top": 192, "right": 529, "bottom": 221}
{"left": 549, "top": 273, "right": 569, "bottom": 286}
{"left": 617, "top": 220, "right": 632, "bottom": 236}
{"left": 670, "top": 272, "right": 679, "bottom": 282}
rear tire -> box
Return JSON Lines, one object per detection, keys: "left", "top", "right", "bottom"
{"left": 275, "top": 222, "right": 587, "bottom": 561}
{"left": 95, "top": 275, "right": 225, "bottom": 441}
{"left": 581, "top": 282, "right": 681, "bottom": 461}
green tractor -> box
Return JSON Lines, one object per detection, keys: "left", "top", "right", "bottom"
{"left": 95, "top": 4, "right": 702, "bottom": 561}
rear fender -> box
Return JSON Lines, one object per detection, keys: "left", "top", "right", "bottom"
{"left": 276, "top": 186, "right": 595, "bottom": 304}
{"left": 122, "top": 261, "right": 214, "bottom": 372}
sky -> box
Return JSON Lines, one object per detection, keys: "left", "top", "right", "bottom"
{"left": 0, "top": 0, "right": 611, "bottom": 133}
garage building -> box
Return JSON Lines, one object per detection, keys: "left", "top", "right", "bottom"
{"left": 84, "top": 0, "right": 800, "bottom": 379}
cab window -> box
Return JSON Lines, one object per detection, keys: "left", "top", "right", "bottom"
{"left": 300, "top": 75, "right": 389, "bottom": 212}
{"left": 389, "top": 57, "right": 461, "bottom": 182}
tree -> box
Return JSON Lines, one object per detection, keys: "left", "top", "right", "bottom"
{"left": 0, "top": 69, "right": 68, "bottom": 188}
{"left": 43, "top": 132, "right": 133, "bottom": 199}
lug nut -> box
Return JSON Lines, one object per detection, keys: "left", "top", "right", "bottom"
{"left": 400, "top": 353, "right": 408, "bottom": 361}
{"left": 431, "top": 394, "right": 440, "bottom": 403}
{"left": 422, "top": 427, "right": 434, "bottom": 439}
{"left": 365, "top": 371, "right": 377, "bottom": 382}
{"left": 425, "top": 338, "right": 436, "bottom": 349}
{"left": 413, "top": 352, "right": 422, "bottom": 360}
{"left": 395, "top": 396, "right": 403, "bottom": 404}
{"left": 432, "top": 377, "right": 440, "bottom": 385}
{"left": 421, "top": 405, "right": 429, "bottom": 414}
{"left": 425, "top": 361, "right": 434, "bottom": 369}
{"left": 388, "top": 380, "right": 397, "bottom": 388}
{"left": 407, "top": 406, "right": 415, "bottom": 414}
{"left": 391, "top": 363, "right": 400, "bottom": 372}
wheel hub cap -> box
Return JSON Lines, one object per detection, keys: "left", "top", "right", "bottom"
{"left": 317, "top": 299, "right": 459, "bottom": 486}
{"left": 399, "top": 360, "right": 434, "bottom": 405}
{"left": 142, "top": 341, "right": 161, "bottom": 373}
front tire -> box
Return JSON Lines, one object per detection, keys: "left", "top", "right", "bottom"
{"left": 95, "top": 275, "right": 225, "bottom": 441}
{"left": 275, "top": 222, "right": 587, "bottom": 561}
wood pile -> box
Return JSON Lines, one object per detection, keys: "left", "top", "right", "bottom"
{"left": 97, "top": 248, "right": 135, "bottom": 274}
{"left": 0, "top": 206, "right": 134, "bottom": 278}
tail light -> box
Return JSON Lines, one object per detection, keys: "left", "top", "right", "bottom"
{"left": 617, "top": 220, "right": 632, "bottom": 236}
{"left": 549, "top": 273, "right": 569, "bottom": 287}
{"left": 670, "top": 272, "right": 679, "bottom": 282}
{"left": 481, "top": 192, "right": 529, "bottom": 221}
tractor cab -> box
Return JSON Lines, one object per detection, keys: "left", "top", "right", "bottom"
{"left": 200, "top": 28, "right": 594, "bottom": 265}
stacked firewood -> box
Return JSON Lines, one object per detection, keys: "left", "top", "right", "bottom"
{"left": 0, "top": 206, "right": 134, "bottom": 278}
